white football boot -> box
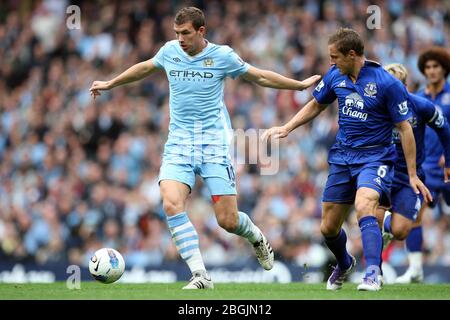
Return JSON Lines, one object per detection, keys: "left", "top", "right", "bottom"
{"left": 182, "top": 271, "right": 214, "bottom": 290}
{"left": 253, "top": 231, "right": 274, "bottom": 270}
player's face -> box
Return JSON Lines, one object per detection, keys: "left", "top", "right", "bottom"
{"left": 328, "top": 44, "right": 353, "bottom": 75}
{"left": 424, "top": 60, "right": 445, "bottom": 85}
{"left": 174, "top": 22, "right": 205, "bottom": 56}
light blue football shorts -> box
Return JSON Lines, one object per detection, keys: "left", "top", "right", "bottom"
{"left": 158, "top": 144, "right": 237, "bottom": 196}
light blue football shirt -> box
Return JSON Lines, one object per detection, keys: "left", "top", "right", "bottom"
{"left": 152, "top": 39, "right": 249, "bottom": 163}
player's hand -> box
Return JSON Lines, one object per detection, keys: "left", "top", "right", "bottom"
{"left": 261, "top": 126, "right": 289, "bottom": 141}
{"left": 298, "top": 75, "right": 322, "bottom": 90}
{"left": 444, "top": 167, "right": 450, "bottom": 183}
{"left": 438, "top": 155, "right": 445, "bottom": 168}
{"left": 438, "top": 156, "right": 449, "bottom": 183}
{"left": 89, "top": 81, "right": 112, "bottom": 99}
{"left": 409, "top": 175, "right": 433, "bottom": 203}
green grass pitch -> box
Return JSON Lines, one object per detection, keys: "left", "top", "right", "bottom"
{"left": 0, "top": 282, "right": 449, "bottom": 300}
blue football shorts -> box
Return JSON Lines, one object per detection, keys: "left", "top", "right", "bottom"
{"left": 424, "top": 167, "right": 450, "bottom": 208}
{"left": 322, "top": 162, "right": 394, "bottom": 207}
{"left": 390, "top": 184, "right": 423, "bottom": 221}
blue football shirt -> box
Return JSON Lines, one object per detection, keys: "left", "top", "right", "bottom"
{"left": 416, "top": 82, "right": 450, "bottom": 172}
{"left": 312, "top": 61, "right": 411, "bottom": 164}
{"left": 392, "top": 92, "right": 450, "bottom": 184}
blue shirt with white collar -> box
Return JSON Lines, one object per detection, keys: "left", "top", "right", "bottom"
{"left": 312, "top": 60, "right": 411, "bottom": 165}
{"left": 416, "top": 82, "right": 450, "bottom": 172}
{"left": 392, "top": 92, "right": 450, "bottom": 186}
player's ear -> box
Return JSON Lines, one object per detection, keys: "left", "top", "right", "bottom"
{"left": 348, "top": 50, "right": 356, "bottom": 59}
{"left": 198, "top": 26, "right": 206, "bottom": 35}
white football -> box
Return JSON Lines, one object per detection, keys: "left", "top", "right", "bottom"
{"left": 89, "top": 248, "right": 125, "bottom": 284}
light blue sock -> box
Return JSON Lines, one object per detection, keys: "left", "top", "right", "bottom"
{"left": 166, "top": 212, "right": 206, "bottom": 274}
{"left": 232, "top": 211, "right": 262, "bottom": 244}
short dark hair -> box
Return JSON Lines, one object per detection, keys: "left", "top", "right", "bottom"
{"left": 417, "top": 46, "right": 450, "bottom": 78}
{"left": 174, "top": 7, "right": 205, "bottom": 30}
{"left": 328, "top": 28, "right": 364, "bottom": 56}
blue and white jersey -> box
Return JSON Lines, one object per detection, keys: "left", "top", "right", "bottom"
{"left": 312, "top": 60, "right": 411, "bottom": 165}
{"left": 152, "top": 39, "right": 249, "bottom": 163}
{"left": 392, "top": 92, "right": 450, "bottom": 185}
{"left": 416, "top": 82, "right": 450, "bottom": 172}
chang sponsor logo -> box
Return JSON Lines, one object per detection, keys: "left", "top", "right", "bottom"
{"left": 342, "top": 93, "right": 368, "bottom": 121}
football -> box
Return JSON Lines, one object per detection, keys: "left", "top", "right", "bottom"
{"left": 89, "top": 248, "right": 125, "bottom": 284}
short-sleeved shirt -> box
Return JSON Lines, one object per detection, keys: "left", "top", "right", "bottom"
{"left": 312, "top": 60, "right": 411, "bottom": 165}
{"left": 392, "top": 92, "right": 450, "bottom": 185}
{"left": 152, "top": 39, "right": 250, "bottom": 162}
{"left": 416, "top": 82, "right": 450, "bottom": 171}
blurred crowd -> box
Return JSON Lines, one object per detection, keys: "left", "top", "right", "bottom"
{"left": 0, "top": 0, "right": 450, "bottom": 272}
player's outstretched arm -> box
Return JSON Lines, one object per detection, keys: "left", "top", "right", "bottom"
{"left": 241, "top": 66, "right": 321, "bottom": 91}
{"left": 262, "top": 98, "right": 326, "bottom": 141}
{"left": 396, "top": 120, "right": 433, "bottom": 202}
{"left": 89, "top": 59, "right": 159, "bottom": 99}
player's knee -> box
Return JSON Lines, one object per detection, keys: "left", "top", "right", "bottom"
{"left": 217, "top": 215, "right": 238, "bottom": 232}
{"left": 162, "top": 198, "right": 184, "bottom": 215}
{"left": 354, "top": 197, "right": 376, "bottom": 216}
{"left": 320, "top": 220, "right": 340, "bottom": 238}
{"left": 392, "top": 224, "right": 411, "bottom": 240}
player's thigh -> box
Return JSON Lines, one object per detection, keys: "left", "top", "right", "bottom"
{"left": 390, "top": 212, "right": 413, "bottom": 240}
{"left": 413, "top": 202, "right": 428, "bottom": 227}
{"left": 199, "top": 162, "right": 237, "bottom": 196}
{"left": 159, "top": 163, "right": 194, "bottom": 215}
{"left": 387, "top": 185, "right": 420, "bottom": 238}
{"left": 355, "top": 162, "right": 393, "bottom": 216}
{"left": 321, "top": 202, "right": 353, "bottom": 237}
{"left": 354, "top": 187, "right": 380, "bottom": 219}
{"left": 200, "top": 162, "right": 239, "bottom": 231}
{"left": 391, "top": 184, "right": 423, "bottom": 222}
{"left": 322, "top": 163, "right": 356, "bottom": 204}
{"left": 376, "top": 206, "right": 390, "bottom": 228}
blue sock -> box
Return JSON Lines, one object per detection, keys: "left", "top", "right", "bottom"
{"left": 324, "top": 229, "right": 352, "bottom": 269}
{"left": 359, "top": 216, "right": 382, "bottom": 276}
{"left": 383, "top": 214, "right": 392, "bottom": 233}
{"left": 406, "top": 226, "right": 423, "bottom": 252}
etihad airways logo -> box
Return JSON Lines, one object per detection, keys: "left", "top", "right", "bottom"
{"left": 169, "top": 70, "right": 214, "bottom": 81}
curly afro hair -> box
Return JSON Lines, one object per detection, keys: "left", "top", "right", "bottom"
{"left": 418, "top": 46, "right": 450, "bottom": 78}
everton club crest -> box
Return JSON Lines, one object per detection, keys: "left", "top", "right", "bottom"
{"left": 364, "top": 82, "right": 377, "bottom": 97}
